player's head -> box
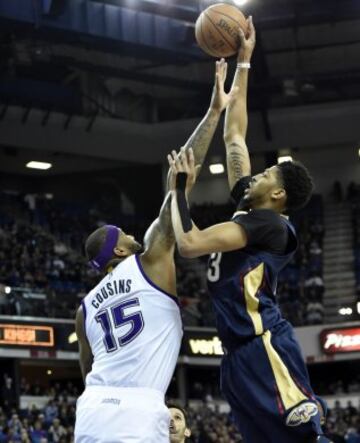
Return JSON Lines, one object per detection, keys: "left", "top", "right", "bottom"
{"left": 85, "top": 225, "right": 142, "bottom": 272}
{"left": 244, "top": 161, "right": 314, "bottom": 213}
{"left": 168, "top": 404, "right": 191, "bottom": 443}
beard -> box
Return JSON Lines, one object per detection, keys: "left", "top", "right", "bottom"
{"left": 131, "top": 241, "right": 143, "bottom": 253}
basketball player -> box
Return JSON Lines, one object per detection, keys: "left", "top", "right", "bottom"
{"left": 167, "top": 17, "right": 330, "bottom": 443}
{"left": 74, "top": 59, "right": 237, "bottom": 443}
{"left": 168, "top": 404, "right": 191, "bottom": 443}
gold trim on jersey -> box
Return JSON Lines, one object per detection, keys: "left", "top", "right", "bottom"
{"left": 232, "top": 210, "right": 248, "bottom": 218}
{"left": 243, "top": 263, "right": 264, "bottom": 335}
{"left": 262, "top": 330, "right": 307, "bottom": 410}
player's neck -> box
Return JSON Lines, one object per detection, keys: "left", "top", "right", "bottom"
{"left": 250, "top": 200, "right": 279, "bottom": 212}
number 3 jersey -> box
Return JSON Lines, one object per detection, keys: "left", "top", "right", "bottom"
{"left": 81, "top": 254, "right": 182, "bottom": 393}
{"left": 207, "top": 209, "right": 298, "bottom": 349}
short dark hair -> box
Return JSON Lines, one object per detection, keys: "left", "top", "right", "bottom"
{"left": 277, "top": 161, "right": 314, "bottom": 211}
{"left": 85, "top": 226, "right": 107, "bottom": 261}
{"left": 167, "top": 403, "right": 188, "bottom": 426}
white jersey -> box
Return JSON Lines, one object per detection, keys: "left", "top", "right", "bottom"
{"left": 82, "top": 254, "right": 182, "bottom": 394}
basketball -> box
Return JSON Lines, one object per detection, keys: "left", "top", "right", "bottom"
{"left": 195, "top": 3, "right": 248, "bottom": 58}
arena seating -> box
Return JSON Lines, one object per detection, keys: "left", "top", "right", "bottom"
{"left": 0, "top": 191, "right": 325, "bottom": 327}
{"left": 1, "top": 378, "right": 360, "bottom": 443}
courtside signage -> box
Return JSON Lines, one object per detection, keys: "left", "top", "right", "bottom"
{"left": 320, "top": 327, "right": 360, "bottom": 354}
{"left": 182, "top": 330, "right": 224, "bottom": 357}
{"left": 189, "top": 336, "right": 224, "bottom": 356}
{"left": 0, "top": 324, "right": 54, "bottom": 347}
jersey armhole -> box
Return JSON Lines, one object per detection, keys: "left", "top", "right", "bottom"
{"left": 135, "top": 255, "right": 180, "bottom": 308}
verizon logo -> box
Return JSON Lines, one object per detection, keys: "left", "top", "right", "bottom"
{"left": 321, "top": 328, "right": 360, "bottom": 354}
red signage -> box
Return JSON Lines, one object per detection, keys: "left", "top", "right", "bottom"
{"left": 320, "top": 327, "right": 360, "bottom": 354}
{"left": 0, "top": 324, "right": 54, "bottom": 347}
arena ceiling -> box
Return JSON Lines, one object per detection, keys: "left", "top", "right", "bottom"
{"left": 0, "top": 0, "right": 360, "bottom": 127}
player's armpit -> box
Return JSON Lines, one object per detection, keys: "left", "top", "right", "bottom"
{"left": 178, "top": 221, "right": 248, "bottom": 258}
{"left": 76, "top": 306, "right": 93, "bottom": 384}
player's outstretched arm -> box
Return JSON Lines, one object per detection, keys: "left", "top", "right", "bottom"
{"left": 141, "top": 61, "right": 236, "bottom": 263}
{"left": 183, "top": 58, "right": 237, "bottom": 172}
{"left": 168, "top": 148, "right": 248, "bottom": 259}
{"left": 76, "top": 306, "right": 93, "bottom": 384}
{"left": 223, "top": 17, "right": 256, "bottom": 191}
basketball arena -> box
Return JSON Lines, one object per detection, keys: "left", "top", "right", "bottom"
{"left": 0, "top": 0, "right": 360, "bottom": 442}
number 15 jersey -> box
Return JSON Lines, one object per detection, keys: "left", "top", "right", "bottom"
{"left": 81, "top": 254, "right": 182, "bottom": 394}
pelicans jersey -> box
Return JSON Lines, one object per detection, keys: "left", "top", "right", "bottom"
{"left": 207, "top": 208, "right": 325, "bottom": 443}
{"left": 75, "top": 254, "right": 182, "bottom": 443}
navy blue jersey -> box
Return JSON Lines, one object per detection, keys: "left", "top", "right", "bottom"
{"left": 207, "top": 204, "right": 325, "bottom": 442}
{"left": 207, "top": 209, "right": 297, "bottom": 349}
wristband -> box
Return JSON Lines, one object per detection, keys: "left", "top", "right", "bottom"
{"left": 175, "top": 173, "right": 193, "bottom": 233}
{"left": 237, "top": 62, "right": 251, "bottom": 69}
{"left": 176, "top": 172, "right": 187, "bottom": 193}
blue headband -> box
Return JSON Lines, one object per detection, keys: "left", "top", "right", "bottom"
{"left": 89, "top": 225, "right": 121, "bottom": 271}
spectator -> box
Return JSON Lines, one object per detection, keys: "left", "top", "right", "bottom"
{"left": 48, "top": 418, "right": 67, "bottom": 442}
{"left": 29, "top": 420, "right": 47, "bottom": 443}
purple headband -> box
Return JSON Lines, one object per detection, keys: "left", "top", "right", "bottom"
{"left": 89, "top": 225, "right": 121, "bottom": 271}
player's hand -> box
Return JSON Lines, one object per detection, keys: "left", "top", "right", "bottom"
{"left": 238, "top": 16, "right": 256, "bottom": 62}
{"left": 167, "top": 147, "right": 200, "bottom": 195}
{"left": 210, "top": 59, "right": 238, "bottom": 113}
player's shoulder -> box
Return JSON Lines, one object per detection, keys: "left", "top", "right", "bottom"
{"left": 232, "top": 208, "right": 286, "bottom": 226}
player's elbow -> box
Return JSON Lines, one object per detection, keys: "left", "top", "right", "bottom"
{"left": 177, "top": 238, "right": 200, "bottom": 259}
{"left": 223, "top": 132, "right": 245, "bottom": 150}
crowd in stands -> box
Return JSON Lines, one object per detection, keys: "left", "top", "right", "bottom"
{"left": 1, "top": 377, "right": 76, "bottom": 443}
{"left": 1, "top": 374, "right": 360, "bottom": 442}
{"left": 184, "top": 400, "right": 360, "bottom": 443}
{"left": 0, "top": 190, "right": 328, "bottom": 326}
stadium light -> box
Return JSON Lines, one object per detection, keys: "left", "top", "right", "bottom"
{"left": 277, "top": 155, "right": 293, "bottom": 164}
{"left": 209, "top": 163, "right": 225, "bottom": 174}
{"left": 233, "top": 0, "right": 248, "bottom": 5}
{"left": 4, "top": 286, "right": 11, "bottom": 294}
{"left": 338, "top": 307, "right": 352, "bottom": 315}
{"left": 26, "top": 161, "right": 52, "bottom": 170}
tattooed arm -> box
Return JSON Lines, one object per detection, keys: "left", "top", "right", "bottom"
{"left": 183, "top": 58, "right": 236, "bottom": 172}
{"left": 142, "top": 59, "right": 236, "bottom": 263}
{"left": 224, "top": 17, "right": 256, "bottom": 191}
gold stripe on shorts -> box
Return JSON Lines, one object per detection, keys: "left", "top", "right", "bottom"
{"left": 243, "top": 263, "right": 264, "bottom": 335}
{"left": 262, "top": 330, "right": 307, "bottom": 410}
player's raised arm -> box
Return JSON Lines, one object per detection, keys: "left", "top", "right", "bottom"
{"left": 142, "top": 60, "right": 236, "bottom": 262}
{"left": 183, "top": 58, "right": 237, "bottom": 171}
{"left": 168, "top": 148, "right": 248, "bottom": 259}
{"left": 223, "top": 17, "right": 256, "bottom": 192}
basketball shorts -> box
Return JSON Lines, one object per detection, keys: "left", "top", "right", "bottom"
{"left": 74, "top": 386, "right": 170, "bottom": 443}
{"left": 221, "top": 321, "right": 324, "bottom": 443}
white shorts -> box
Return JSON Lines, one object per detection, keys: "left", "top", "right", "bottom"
{"left": 74, "top": 386, "right": 170, "bottom": 443}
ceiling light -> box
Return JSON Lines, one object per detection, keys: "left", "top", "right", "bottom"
{"left": 357, "top": 302, "right": 360, "bottom": 314}
{"left": 26, "top": 161, "right": 52, "bottom": 170}
{"left": 47, "top": 370, "right": 52, "bottom": 375}
{"left": 233, "top": 0, "right": 248, "bottom": 5}
{"left": 209, "top": 163, "right": 224, "bottom": 174}
{"left": 4, "top": 286, "right": 11, "bottom": 295}
{"left": 277, "top": 155, "right": 293, "bottom": 164}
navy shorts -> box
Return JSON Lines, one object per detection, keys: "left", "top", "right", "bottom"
{"left": 221, "top": 322, "right": 323, "bottom": 443}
